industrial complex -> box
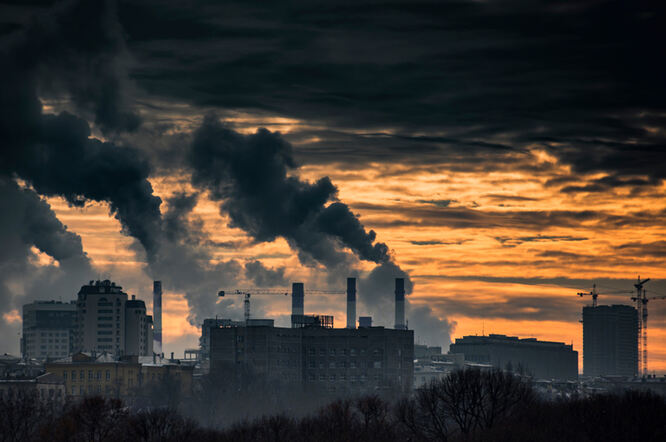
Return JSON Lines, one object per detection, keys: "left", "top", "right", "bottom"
{"left": 3, "top": 275, "right": 665, "bottom": 403}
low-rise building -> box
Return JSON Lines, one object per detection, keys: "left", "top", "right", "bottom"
{"left": 45, "top": 352, "right": 193, "bottom": 400}
{"left": 0, "top": 372, "right": 66, "bottom": 403}
{"left": 449, "top": 334, "right": 578, "bottom": 380}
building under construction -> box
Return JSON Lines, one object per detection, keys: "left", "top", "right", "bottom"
{"left": 208, "top": 278, "right": 414, "bottom": 394}
{"left": 583, "top": 304, "right": 638, "bottom": 377}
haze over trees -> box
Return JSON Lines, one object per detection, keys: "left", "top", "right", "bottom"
{"left": 1, "top": 369, "right": 665, "bottom": 441}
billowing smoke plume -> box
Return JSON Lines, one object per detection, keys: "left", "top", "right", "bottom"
{"left": 186, "top": 116, "right": 453, "bottom": 346}
{"left": 245, "top": 261, "right": 289, "bottom": 287}
{"left": 0, "top": 0, "right": 162, "bottom": 256}
{"left": 189, "top": 115, "right": 390, "bottom": 269}
{"left": 146, "top": 192, "right": 243, "bottom": 324}
{"left": 0, "top": 178, "right": 95, "bottom": 352}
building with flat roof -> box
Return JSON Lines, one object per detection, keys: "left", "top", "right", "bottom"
{"left": 21, "top": 300, "right": 77, "bottom": 360}
{"left": 582, "top": 304, "right": 638, "bottom": 377}
{"left": 74, "top": 280, "right": 153, "bottom": 357}
{"left": 449, "top": 334, "right": 578, "bottom": 380}
{"left": 210, "top": 323, "right": 413, "bottom": 395}
{"left": 45, "top": 352, "right": 193, "bottom": 400}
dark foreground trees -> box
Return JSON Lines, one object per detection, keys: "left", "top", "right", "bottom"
{"left": 1, "top": 369, "right": 665, "bottom": 442}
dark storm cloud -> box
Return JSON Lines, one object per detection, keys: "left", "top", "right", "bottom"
{"left": 110, "top": 0, "right": 666, "bottom": 188}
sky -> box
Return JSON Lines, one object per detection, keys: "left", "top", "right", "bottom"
{"left": 0, "top": 0, "right": 665, "bottom": 373}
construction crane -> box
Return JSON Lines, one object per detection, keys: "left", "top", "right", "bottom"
{"left": 577, "top": 284, "right": 601, "bottom": 307}
{"left": 631, "top": 276, "right": 650, "bottom": 376}
{"left": 629, "top": 277, "right": 666, "bottom": 377}
{"left": 576, "top": 284, "right": 632, "bottom": 307}
{"left": 218, "top": 286, "right": 347, "bottom": 324}
{"left": 218, "top": 289, "right": 288, "bottom": 323}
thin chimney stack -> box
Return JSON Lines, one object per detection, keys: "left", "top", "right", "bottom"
{"left": 394, "top": 278, "right": 406, "bottom": 330}
{"left": 346, "top": 277, "right": 356, "bottom": 328}
{"left": 153, "top": 281, "right": 162, "bottom": 355}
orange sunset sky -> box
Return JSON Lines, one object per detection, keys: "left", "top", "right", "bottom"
{"left": 1, "top": 1, "right": 665, "bottom": 375}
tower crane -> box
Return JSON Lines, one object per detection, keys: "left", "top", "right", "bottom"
{"left": 576, "top": 284, "right": 632, "bottom": 307}
{"left": 217, "top": 287, "right": 347, "bottom": 324}
{"left": 218, "top": 289, "right": 288, "bottom": 323}
{"left": 632, "top": 276, "right": 650, "bottom": 376}
{"left": 577, "top": 284, "right": 600, "bottom": 307}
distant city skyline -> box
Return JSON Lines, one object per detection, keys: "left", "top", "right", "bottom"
{"left": 0, "top": 1, "right": 665, "bottom": 374}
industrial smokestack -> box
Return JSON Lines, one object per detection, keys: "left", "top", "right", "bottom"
{"left": 394, "top": 278, "right": 406, "bottom": 330}
{"left": 291, "top": 282, "right": 304, "bottom": 327}
{"left": 153, "top": 281, "right": 162, "bottom": 355}
{"left": 347, "top": 277, "right": 356, "bottom": 329}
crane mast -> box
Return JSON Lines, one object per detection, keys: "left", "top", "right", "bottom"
{"left": 632, "top": 277, "right": 650, "bottom": 377}
{"left": 218, "top": 289, "right": 288, "bottom": 323}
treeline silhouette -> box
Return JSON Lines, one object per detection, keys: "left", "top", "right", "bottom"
{"left": 1, "top": 369, "right": 665, "bottom": 441}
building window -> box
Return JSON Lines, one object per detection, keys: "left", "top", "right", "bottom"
{"left": 106, "top": 370, "right": 110, "bottom": 380}
{"left": 80, "top": 370, "right": 84, "bottom": 380}
{"left": 96, "top": 371, "right": 101, "bottom": 380}
{"left": 71, "top": 370, "right": 76, "bottom": 381}
{"left": 71, "top": 386, "right": 76, "bottom": 395}
{"left": 63, "top": 372, "right": 67, "bottom": 381}
{"left": 88, "top": 370, "right": 93, "bottom": 380}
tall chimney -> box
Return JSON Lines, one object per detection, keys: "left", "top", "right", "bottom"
{"left": 153, "top": 281, "right": 162, "bottom": 355}
{"left": 291, "top": 282, "right": 304, "bottom": 327}
{"left": 346, "top": 277, "right": 356, "bottom": 329}
{"left": 394, "top": 278, "right": 405, "bottom": 330}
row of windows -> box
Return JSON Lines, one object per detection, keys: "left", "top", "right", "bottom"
{"left": 306, "top": 374, "right": 378, "bottom": 382}
{"left": 64, "top": 370, "right": 112, "bottom": 381}
{"left": 305, "top": 360, "right": 382, "bottom": 369}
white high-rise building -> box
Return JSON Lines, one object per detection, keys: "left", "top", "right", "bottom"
{"left": 75, "top": 280, "right": 153, "bottom": 356}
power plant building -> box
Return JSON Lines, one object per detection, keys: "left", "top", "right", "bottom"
{"left": 21, "top": 301, "right": 77, "bottom": 360}
{"left": 449, "top": 334, "right": 578, "bottom": 380}
{"left": 209, "top": 324, "right": 413, "bottom": 394}
{"left": 74, "top": 280, "right": 154, "bottom": 357}
{"left": 208, "top": 278, "right": 414, "bottom": 394}
{"left": 582, "top": 304, "right": 638, "bottom": 377}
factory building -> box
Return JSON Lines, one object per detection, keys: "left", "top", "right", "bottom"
{"left": 208, "top": 278, "right": 414, "bottom": 394}
{"left": 74, "top": 280, "right": 153, "bottom": 357}
{"left": 449, "top": 334, "right": 578, "bottom": 380}
{"left": 582, "top": 304, "right": 638, "bottom": 377}
{"left": 210, "top": 324, "right": 413, "bottom": 394}
{"left": 21, "top": 300, "right": 77, "bottom": 360}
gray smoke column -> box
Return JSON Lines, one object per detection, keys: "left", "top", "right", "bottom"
{"left": 395, "top": 277, "right": 406, "bottom": 330}
{"left": 188, "top": 115, "right": 390, "bottom": 268}
{"left": 347, "top": 277, "right": 356, "bottom": 329}
{"left": 153, "top": 281, "right": 162, "bottom": 355}
{"left": 291, "top": 282, "right": 304, "bottom": 326}
{"left": 0, "top": 0, "right": 163, "bottom": 257}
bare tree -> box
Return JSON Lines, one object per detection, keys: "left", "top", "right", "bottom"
{"left": 397, "top": 368, "right": 534, "bottom": 441}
